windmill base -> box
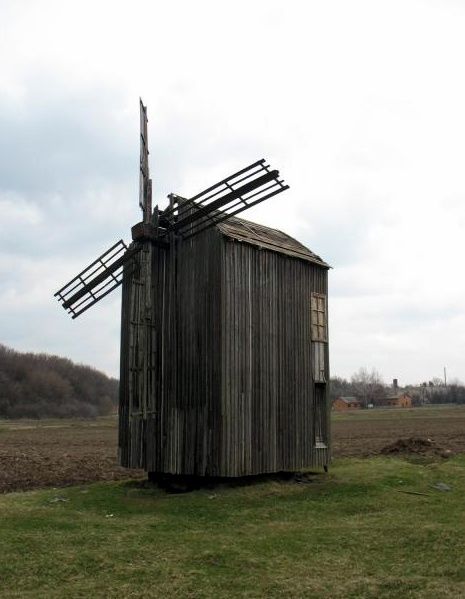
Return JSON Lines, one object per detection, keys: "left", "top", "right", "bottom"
{"left": 147, "top": 468, "right": 329, "bottom": 494}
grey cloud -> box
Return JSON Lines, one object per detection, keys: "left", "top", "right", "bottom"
{"left": 0, "top": 82, "right": 135, "bottom": 195}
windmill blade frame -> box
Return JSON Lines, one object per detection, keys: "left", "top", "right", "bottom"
{"left": 161, "top": 159, "right": 289, "bottom": 240}
{"left": 54, "top": 240, "right": 138, "bottom": 319}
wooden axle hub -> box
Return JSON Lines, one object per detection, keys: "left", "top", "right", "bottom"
{"left": 131, "top": 222, "right": 169, "bottom": 248}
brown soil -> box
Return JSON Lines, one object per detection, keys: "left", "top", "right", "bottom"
{"left": 380, "top": 436, "right": 453, "bottom": 458}
{"left": 0, "top": 419, "right": 143, "bottom": 494}
{"left": 1, "top": 407, "right": 464, "bottom": 493}
{"left": 331, "top": 408, "right": 465, "bottom": 458}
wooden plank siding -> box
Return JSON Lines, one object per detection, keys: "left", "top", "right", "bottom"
{"left": 119, "top": 224, "right": 330, "bottom": 476}
{"left": 220, "top": 240, "right": 330, "bottom": 475}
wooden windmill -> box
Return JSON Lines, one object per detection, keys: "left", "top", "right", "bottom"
{"left": 55, "top": 100, "right": 331, "bottom": 478}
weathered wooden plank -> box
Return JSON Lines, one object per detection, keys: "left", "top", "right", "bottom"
{"left": 119, "top": 218, "right": 330, "bottom": 476}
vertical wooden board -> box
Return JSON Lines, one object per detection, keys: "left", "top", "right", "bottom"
{"left": 217, "top": 243, "right": 330, "bottom": 475}
{"left": 225, "top": 242, "right": 233, "bottom": 473}
{"left": 244, "top": 246, "right": 251, "bottom": 473}
{"left": 122, "top": 218, "right": 330, "bottom": 476}
{"left": 151, "top": 226, "right": 223, "bottom": 475}
{"left": 210, "top": 230, "right": 222, "bottom": 475}
{"left": 118, "top": 258, "right": 132, "bottom": 466}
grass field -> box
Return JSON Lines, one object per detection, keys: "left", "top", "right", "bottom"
{"left": 1, "top": 408, "right": 465, "bottom": 597}
{"left": 1, "top": 455, "right": 465, "bottom": 598}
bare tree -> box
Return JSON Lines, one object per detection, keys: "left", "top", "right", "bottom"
{"left": 329, "top": 376, "right": 353, "bottom": 402}
{"left": 351, "top": 367, "right": 386, "bottom": 408}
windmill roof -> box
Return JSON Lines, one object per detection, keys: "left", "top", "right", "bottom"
{"left": 217, "top": 216, "right": 330, "bottom": 267}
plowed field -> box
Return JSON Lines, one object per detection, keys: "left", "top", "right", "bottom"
{"left": 332, "top": 405, "right": 465, "bottom": 457}
{"left": 0, "top": 418, "right": 143, "bottom": 494}
{"left": 1, "top": 406, "right": 464, "bottom": 493}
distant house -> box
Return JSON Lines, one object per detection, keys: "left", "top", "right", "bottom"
{"left": 332, "top": 397, "right": 362, "bottom": 411}
{"left": 385, "top": 393, "right": 413, "bottom": 408}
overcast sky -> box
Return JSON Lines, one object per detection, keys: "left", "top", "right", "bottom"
{"left": 1, "top": 0, "right": 464, "bottom": 384}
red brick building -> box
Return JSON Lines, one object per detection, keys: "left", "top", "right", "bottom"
{"left": 385, "top": 393, "right": 413, "bottom": 408}
{"left": 332, "top": 397, "right": 362, "bottom": 411}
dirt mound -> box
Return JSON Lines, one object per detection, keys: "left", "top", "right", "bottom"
{"left": 381, "top": 437, "right": 453, "bottom": 458}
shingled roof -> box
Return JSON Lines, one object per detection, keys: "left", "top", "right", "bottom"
{"left": 217, "top": 216, "right": 329, "bottom": 267}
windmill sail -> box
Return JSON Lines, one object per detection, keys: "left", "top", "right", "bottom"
{"left": 161, "top": 159, "right": 289, "bottom": 239}
{"left": 139, "top": 100, "right": 149, "bottom": 212}
{"left": 55, "top": 240, "right": 138, "bottom": 319}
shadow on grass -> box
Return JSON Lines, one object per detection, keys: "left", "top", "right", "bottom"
{"left": 126, "top": 470, "right": 328, "bottom": 494}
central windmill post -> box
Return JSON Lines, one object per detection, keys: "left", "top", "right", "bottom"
{"left": 129, "top": 99, "right": 154, "bottom": 433}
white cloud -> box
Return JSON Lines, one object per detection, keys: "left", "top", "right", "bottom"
{"left": 0, "top": 193, "right": 42, "bottom": 227}
{"left": 1, "top": 0, "right": 465, "bottom": 382}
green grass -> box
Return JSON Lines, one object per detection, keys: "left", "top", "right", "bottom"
{"left": 1, "top": 457, "right": 465, "bottom": 598}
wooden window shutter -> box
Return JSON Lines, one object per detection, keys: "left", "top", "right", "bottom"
{"left": 311, "top": 292, "right": 327, "bottom": 383}
{"left": 311, "top": 292, "right": 327, "bottom": 342}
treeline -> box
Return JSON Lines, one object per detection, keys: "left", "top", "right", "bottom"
{"left": 0, "top": 344, "right": 118, "bottom": 419}
{"left": 330, "top": 367, "right": 465, "bottom": 406}
{"left": 408, "top": 382, "right": 465, "bottom": 405}
{"left": 330, "top": 368, "right": 386, "bottom": 406}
